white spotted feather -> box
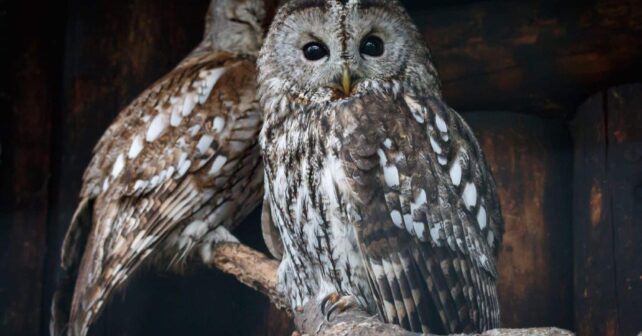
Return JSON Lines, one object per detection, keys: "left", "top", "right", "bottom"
{"left": 257, "top": 0, "right": 503, "bottom": 334}
{"left": 54, "top": 5, "right": 268, "bottom": 332}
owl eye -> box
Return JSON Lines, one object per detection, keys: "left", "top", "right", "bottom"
{"left": 302, "top": 42, "right": 329, "bottom": 61}
{"left": 360, "top": 35, "right": 384, "bottom": 57}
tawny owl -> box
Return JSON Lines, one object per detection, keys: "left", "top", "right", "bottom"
{"left": 258, "top": 0, "right": 504, "bottom": 333}
{"left": 50, "top": 1, "right": 268, "bottom": 335}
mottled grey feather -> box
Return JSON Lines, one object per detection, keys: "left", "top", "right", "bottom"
{"left": 258, "top": 0, "right": 503, "bottom": 334}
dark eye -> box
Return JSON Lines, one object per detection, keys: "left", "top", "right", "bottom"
{"left": 360, "top": 35, "right": 384, "bottom": 57}
{"left": 302, "top": 42, "right": 328, "bottom": 61}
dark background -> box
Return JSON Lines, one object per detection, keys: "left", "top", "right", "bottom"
{"left": 1, "top": 0, "right": 641, "bottom": 335}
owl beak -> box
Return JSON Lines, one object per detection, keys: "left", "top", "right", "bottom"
{"left": 341, "top": 65, "right": 352, "bottom": 96}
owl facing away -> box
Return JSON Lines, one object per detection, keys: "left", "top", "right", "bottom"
{"left": 258, "top": 0, "right": 504, "bottom": 334}
{"left": 50, "top": 1, "right": 269, "bottom": 335}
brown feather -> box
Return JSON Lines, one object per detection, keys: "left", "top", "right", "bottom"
{"left": 55, "top": 53, "right": 264, "bottom": 336}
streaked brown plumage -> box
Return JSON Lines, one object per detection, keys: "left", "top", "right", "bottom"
{"left": 50, "top": 1, "right": 267, "bottom": 335}
{"left": 258, "top": 0, "right": 503, "bottom": 333}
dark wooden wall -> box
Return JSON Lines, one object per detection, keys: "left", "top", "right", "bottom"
{"left": 1, "top": 0, "right": 641, "bottom": 335}
{"left": 1, "top": 0, "right": 65, "bottom": 335}
{"left": 572, "top": 84, "right": 642, "bottom": 336}
{"left": 465, "top": 113, "right": 574, "bottom": 329}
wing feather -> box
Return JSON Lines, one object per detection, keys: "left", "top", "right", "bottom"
{"left": 56, "top": 52, "right": 263, "bottom": 336}
{"left": 51, "top": 199, "right": 93, "bottom": 336}
{"left": 81, "top": 53, "right": 250, "bottom": 200}
{"left": 389, "top": 252, "right": 421, "bottom": 331}
{"left": 339, "top": 94, "right": 503, "bottom": 333}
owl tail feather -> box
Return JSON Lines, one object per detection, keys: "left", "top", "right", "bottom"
{"left": 50, "top": 281, "right": 73, "bottom": 336}
{"left": 50, "top": 198, "right": 93, "bottom": 336}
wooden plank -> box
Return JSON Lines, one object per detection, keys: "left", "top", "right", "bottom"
{"left": 606, "top": 84, "right": 642, "bottom": 336}
{"left": 572, "top": 90, "right": 619, "bottom": 336}
{"left": 0, "top": 0, "right": 65, "bottom": 335}
{"left": 411, "top": 0, "right": 642, "bottom": 117}
{"left": 464, "top": 112, "right": 574, "bottom": 329}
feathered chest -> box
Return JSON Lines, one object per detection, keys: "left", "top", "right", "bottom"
{"left": 261, "top": 103, "right": 353, "bottom": 231}
{"left": 260, "top": 100, "right": 375, "bottom": 307}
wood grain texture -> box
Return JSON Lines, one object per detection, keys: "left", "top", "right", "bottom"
{"left": 606, "top": 84, "right": 642, "bottom": 336}
{"left": 414, "top": 0, "right": 642, "bottom": 117}
{"left": 572, "top": 83, "right": 642, "bottom": 336}
{"left": 572, "top": 89, "right": 618, "bottom": 336}
{"left": 0, "top": 0, "right": 65, "bottom": 335}
{"left": 463, "top": 112, "right": 574, "bottom": 329}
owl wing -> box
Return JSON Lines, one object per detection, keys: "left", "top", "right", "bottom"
{"left": 338, "top": 94, "right": 503, "bottom": 334}
{"left": 53, "top": 52, "right": 263, "bottom": 336}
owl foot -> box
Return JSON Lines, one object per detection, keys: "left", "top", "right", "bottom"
{"left": 320, "top": 292, "right": 358, "bottom": 321}
{"left": 198, "top": 226, "right": 240, "bottom": 265}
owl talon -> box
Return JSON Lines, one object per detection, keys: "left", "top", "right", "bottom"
{"left": 320, "top": 292, "right": 340, "bottom": 318}
{"left": 321, "top": 293, "right": 357, "bottom": 321}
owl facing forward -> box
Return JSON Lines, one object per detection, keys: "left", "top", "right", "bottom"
{"left": 258, "top": 0, "right": 504, "bottom": 334}
{"left": 50, "top": 1, "right": 270, "bottom": 335}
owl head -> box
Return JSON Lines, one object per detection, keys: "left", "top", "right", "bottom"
{"left": 258, "top": 0, "right": 440, "bottom": 105}
{"left": 204, "top": 0, "right": 268, "bottom": 55}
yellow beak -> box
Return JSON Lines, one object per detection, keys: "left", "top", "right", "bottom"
{"left": 341, "top": 65, "right": 352, "bottom": 96}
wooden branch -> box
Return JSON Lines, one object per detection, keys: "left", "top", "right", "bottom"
{"left": 293, "top": 296, "right": 418, "bottom": 336}
{"left": 210, "top": 242, "right": 420, "bottom": 335}
{"left": 209, "top": 243, "right": 289, "bottom": 312}
{"left": 209, "top": 242, "right": 573, "bottom": 336}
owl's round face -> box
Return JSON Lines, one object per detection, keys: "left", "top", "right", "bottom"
{"left": 259, "top": 0, "right": 436, "bottom": 102}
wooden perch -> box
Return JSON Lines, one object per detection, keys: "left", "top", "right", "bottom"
{"left": 209, "top": 243, "right": 288, "bottom": 312}
{"left": 209, "top": 242, "right": 423, "bottom": 335}
{"left": 209, "top": 242, "right": 573, "bottom": 336}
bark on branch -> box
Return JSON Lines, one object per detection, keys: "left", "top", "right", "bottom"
{"left": 209, "top": 243, "right": 289, "bottom": 312}
{"left": 209, "top": 242, "right": 573, "bottom": 336}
